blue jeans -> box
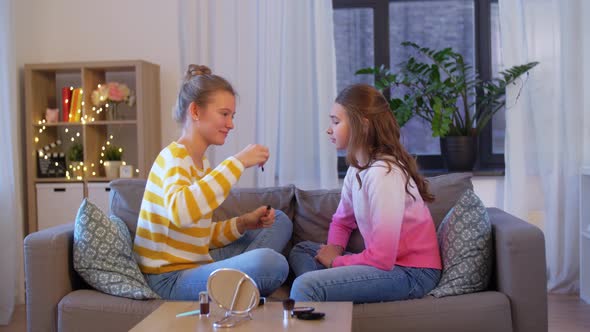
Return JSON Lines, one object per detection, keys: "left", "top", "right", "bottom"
{"left": 145, "top": 210, "right": 293, "bottom": 300}
{"left": 289, "top": 241, "right": 441, "bottom": 303}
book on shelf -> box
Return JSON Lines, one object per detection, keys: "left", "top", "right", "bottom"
{"left": 69, "top": 88, "right": 82, "bottom": 122}
{"left": 61, "top": 87, "right": 72, "bottom": 122}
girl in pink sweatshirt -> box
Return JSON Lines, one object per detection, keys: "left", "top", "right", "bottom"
{"left": 289, "top": 84, "right": 442, "bottom": 303}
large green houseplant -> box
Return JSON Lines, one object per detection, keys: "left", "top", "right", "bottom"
{"left": 357, "top": 41, "right": 538, "bottom": 170}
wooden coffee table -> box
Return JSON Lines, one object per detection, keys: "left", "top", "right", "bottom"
{"left": 130, "top": 301, "right": 352, "bottom": 332}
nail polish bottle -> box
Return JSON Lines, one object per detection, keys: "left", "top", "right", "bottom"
{"left": 199, "top": 291, "right": 209, "bottom": 316}
{"left": 282, "top": 298, "right": 295, "bottom": 320}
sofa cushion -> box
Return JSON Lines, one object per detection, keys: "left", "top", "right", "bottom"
{"left": 109, "top": 173, "right": 472, "bottom": 255}
{"left": 212, "top": 185, "right": 296, "bottom": 222}
{"left": 58, "top": 290, "right": 163, "bottom": 332}
{"left": 292, "top": 173, "right": 473, "bottom": 253}
{"left": 293, "top": 188, "right": 365, "bottom": 253}
{"left": 73, "top": 199, "right": 159, "bottom": 300}
{"left": 426, "top": 172, "right": 473, "bottom": 229}
{"left": 429, "top": 189, "right": 492, "bottom": 298}
{"left": 352, "top": 291, "right": 512, "bottom": 332}
{"left": 109, "top": 179, "right": 296, "bottom": 237}
{"left": 109, "top": 179, "right": 147, "bottom": 237}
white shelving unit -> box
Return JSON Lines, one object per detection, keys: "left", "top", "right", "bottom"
{"left": 580, "top": 167, "right": 590, "bottom": 303}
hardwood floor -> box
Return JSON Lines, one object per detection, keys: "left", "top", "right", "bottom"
{"left": 1, "top": 294, "right": 589, "bottom": 331}
{"left": 0, "top": 304, "right": 25, "bottom": 332}
{"left": 548, "top": 294, "right": 590, "bottom": 332}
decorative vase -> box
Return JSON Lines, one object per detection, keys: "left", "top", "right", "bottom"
{"left": 106, "top": 103, "right": 119, "bottom": 121}
{"left": 104, "top": 160, "right": 123, "bottom": 178}
{"left": 440, "top": 136, "right": 478, "bottom": 171}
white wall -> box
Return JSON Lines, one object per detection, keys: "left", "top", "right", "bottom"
{"left": 15, "top": 0, "right": 182, "bottom": 146}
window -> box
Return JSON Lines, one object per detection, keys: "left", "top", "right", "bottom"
{"left": 333, "top": 0, "right": 502, "bottom": 174}
{"left": 334, "top": 8, "right": 375, "bottom": 92}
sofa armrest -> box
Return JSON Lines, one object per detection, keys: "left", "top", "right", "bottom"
{"left": 24, "top": 223, "right": 85, "bottom": 332}
{"left": 488, "top": 208, "right": 548, "bottom": 332}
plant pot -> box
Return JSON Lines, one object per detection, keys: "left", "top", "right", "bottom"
{"left": 104, "top": 161, "right": 123, "bottom": 179}
{"left": 440, "top": 136, "right": 477, "bottom": 172}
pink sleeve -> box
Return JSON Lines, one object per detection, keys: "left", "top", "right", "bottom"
{"left": 327, "top": 170, "right": 357, "bottom": 249}
{"left": 332, "top": 165, "right": 405, "bottom": 270}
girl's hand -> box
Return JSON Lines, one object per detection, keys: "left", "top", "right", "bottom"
{"left": 315, "top": 244, "right": 344, "bottom": 268}
{"left": 234, "top": 144, "right": 269, "bottom": 168}
{"left": 236, "top": 206, "right": 275, "bottom": 233}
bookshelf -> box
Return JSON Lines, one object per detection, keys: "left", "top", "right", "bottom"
{"left": 24, "top": 60, "right": 161, "bottom": 233}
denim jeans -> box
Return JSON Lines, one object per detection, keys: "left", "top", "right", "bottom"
{"left": 145, "top": 210, "right": 293, "bottom": 300}
{"left": 289, "top": 241, "right": 441, "bottom": 303}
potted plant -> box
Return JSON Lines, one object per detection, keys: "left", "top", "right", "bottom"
{"left": 67, "top": 142, "right": 85, "bottom": 178}
{"left": 356, "top": 41, "right": 538, "bottom": 171}
{"left": 103, "top": 145, "right": 123, "bottom": 179}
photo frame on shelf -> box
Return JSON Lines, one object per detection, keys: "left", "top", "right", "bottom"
{"left": 119, "top": 165, "right": 134, "bottom": 178}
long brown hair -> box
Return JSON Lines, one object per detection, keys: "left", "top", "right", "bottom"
{"left": 335, "top": 84, "right": 434, "bottom": 203}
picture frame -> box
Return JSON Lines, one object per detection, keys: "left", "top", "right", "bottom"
{"left": 119, "top": 165, "right": 134, "bottom": 178}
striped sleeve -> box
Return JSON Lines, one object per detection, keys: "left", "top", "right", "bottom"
{"left": 209, "top": 217, "right": 243, "bottom": 249}
{"left": 163, "top": 154, "right": 244, "bottom": 228}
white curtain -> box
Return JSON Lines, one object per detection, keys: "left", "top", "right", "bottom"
{"left": 0, "top": 0, "right": 24, "bottom": 325}
{"left": 178, "top": 0, "right": 339, "bottom": 189}
{"left": 501, "top": 0, "right": 590, "bottom": 293}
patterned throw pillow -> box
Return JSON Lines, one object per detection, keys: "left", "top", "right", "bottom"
{"left": 73, "top": 199, "right": 159, "bottom": 300}
{"left": 429, "top": 189, "right": 492, "bottom": 298}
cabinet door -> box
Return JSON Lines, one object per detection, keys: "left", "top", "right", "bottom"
{"left": 87, "top": 182, "right": 112, "bottom": 215}
{"left": 36, "top": 183, "right": 84, "bottom": 230}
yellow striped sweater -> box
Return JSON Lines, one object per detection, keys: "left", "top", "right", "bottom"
{"left": 133, "top": 142, "right": 245, "bottom": 274}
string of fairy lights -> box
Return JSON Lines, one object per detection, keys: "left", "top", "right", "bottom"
{"left": 35, "top": 84, "right": 141, "bottom": 180}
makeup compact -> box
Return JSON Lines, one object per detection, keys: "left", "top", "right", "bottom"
{"left": 281, "top": 299, "right": 326, "bottom": 320}
{"left": 295, "top": 312, "right": 326, "bottom": 320}
{"left": 292, "top": 306, "right": 315, "bottom": 315}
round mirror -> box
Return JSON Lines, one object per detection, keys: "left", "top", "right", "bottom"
{"left": 207, "top": 268, "right": 260, "bottom": 316}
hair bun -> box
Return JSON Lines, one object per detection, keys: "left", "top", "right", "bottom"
{"left": 187, "top": 64, "right": 212, "bottom": 78}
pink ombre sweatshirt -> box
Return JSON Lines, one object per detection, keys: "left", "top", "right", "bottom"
{"left": 328, "top": 161, "right": 442, "bottom": 271}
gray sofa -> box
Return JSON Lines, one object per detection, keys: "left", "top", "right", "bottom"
{"left": 24, "top": 173, "right": 548, "bottom": 332}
